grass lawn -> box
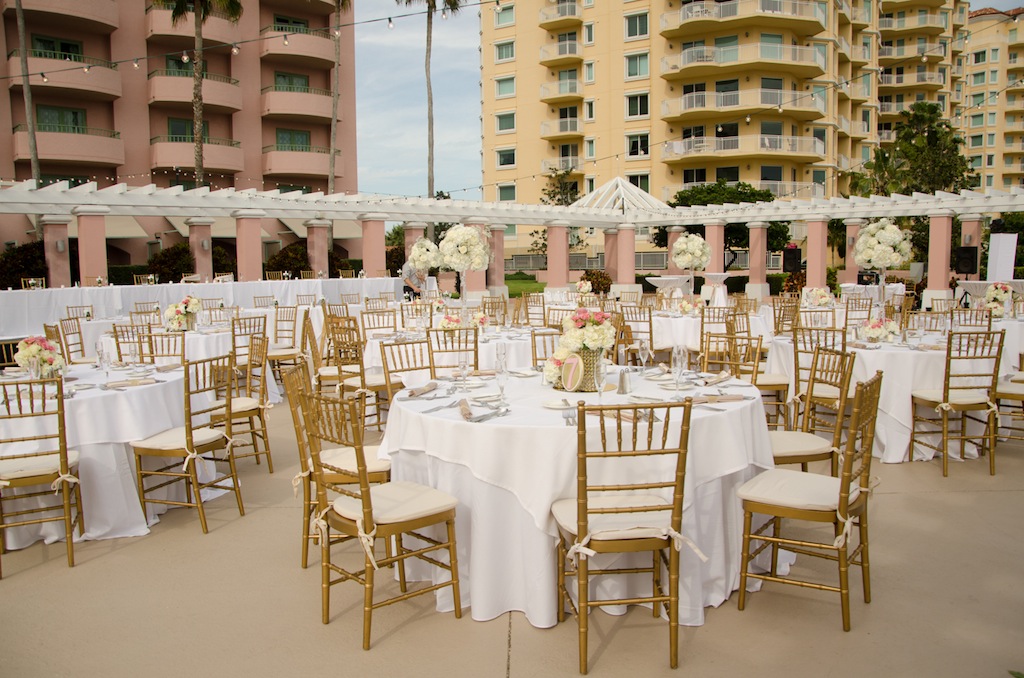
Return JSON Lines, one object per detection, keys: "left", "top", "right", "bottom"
{"left": 505, "top": 277, "right": 546, "bottom": 298}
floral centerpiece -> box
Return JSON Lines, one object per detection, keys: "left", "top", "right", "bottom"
{"left": 164, "top": 295, "right": 201, "bottom": 331}
{"left": 408, "top": 237, "right": 443, "bottom": 272}
{"left": 678, "top": 299, "right": 696, "bottom": 315}
{"left": 14, "top": 336, "right": 65, "bottom": 377}
{"left": 983, "top": 282, "right": 1011, "bottom": 318}
{"left": 543, "top": 309, "right": 616, "bottom": 391}
{"left": 852, "top": 218, "right": 912, "bottom": 270}
{"left": 575, "top": 279, "right": 592, "bottom": 294}
{"left": 860, "top": 317, "right": 900, "bottom": 342}
{"left": 438, "top": 311, "right": 489, "bottom": 329}
{"left": 431, "top": 297, "right": 447, "bottom": 313}
{"left": 671, "top": 233, "right": 711, "bottom": 271}
{"left": 439, "top": 225, "right": 490, "bottom": 273}
{"left": 803, "top": 287, "right": 834, "bottom": 308}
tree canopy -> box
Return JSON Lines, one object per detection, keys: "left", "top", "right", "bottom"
{"left": 529, "top": 169, "right": 585, "bottom": 255}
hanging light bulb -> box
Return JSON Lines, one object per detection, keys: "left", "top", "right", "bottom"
{"left": 181, "top": 50, "right": 190, "bottom": 63}
{"left": 231, "top": 43, "right": 240, "bottom": 55}
{"left": 441, "top": 8, "right": 448, "bottom": 19}
{"left": 388, "top": 17, "right": 394, "bottom": 29}
{"left": 716, "top": 125, "right": 723, "bottom": 132}
{"left": 83, "top": 64, "right": 91, "bottom": 72}
{"left": 283, "top": 33, "right": 290, "bottom": 45}
{"left": 333, "top": 28, "right": 340, "bottom": 37}
{"left": 777, "top": 105, "right": 783, "bottom": 113}
{"left": 133, "top": 58, "right": 139, "bottom": 69}
{"left": 921, "top": 54, "right": 927, "bottom": 62}
{"left": 745, "top": 115, "right": 751, "bottom": 123}
{"left": 41, "top": 72, "right": 48, "bottom": 82}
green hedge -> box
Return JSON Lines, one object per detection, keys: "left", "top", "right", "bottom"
{"left": 506, "top": 271, "right": 536, "bottom": 281}
{"left": 109, "top": 265, "right": 150, "bottom": 286}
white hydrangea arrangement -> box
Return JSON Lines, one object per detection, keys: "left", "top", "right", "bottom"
{"left": 439, "top": 225, "right": 490, "bottom": 272}
{"left": 678, "top": 299, "right": 696, "bottom": 314}
{"left": 576, "top": 279, "right": 592, "bottom": 294}
{"left": 985, "top": 301, "right": 1005, "bottom": 318}
{"left": 853, "top": 218, "right": 912, "bottom": 270}
{"left": 985, "top": 282, "right": 1012, "bottom": 318}
{"left": 431, "top": 297, "right": 447, "bottom": 313}
{"left": 803, "top": 287, "right": 834, "bottom": 308}
{"left": 164, "top": 295, "right": 201, "bottom": 331}
{"left": 438, "top": 314, "right": 463, "bottom": 330}
{"left": 543, "top": 309, "right": 616, "bottom": 382}
{"left": 14, "top": 336, "right": 65, "bottom": 377}
{"left": 671, "top": 233, "right": 711, "bottom": 271}
{"left": 408, "top": 237, "right": 442, "bottom": 272}
{"left": 860, "top": 317, "right": 900, "bottom": 341}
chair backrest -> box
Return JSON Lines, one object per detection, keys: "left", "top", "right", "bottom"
{"left": 265, "top": 271, "right": 284, "bottom": 281}
{"left": 0, "top": 376, "right": 70, "bottom": 481}
{"left": 798, "top": 345, "right": 857, "bottom": 438}
{"left": 532, "top": 328, "right": 560, "bottom": 367}
{"left": 361, "top": 309, "right": 397, "bottom": 338}
{"left": 231, "top": 315, "right": 266, "bottom": 366}
{"left": 297, "top": 294, "right": 317, "bottom": 306}
{"left": 180, "top": 273, "right": 201, "bottom": 283}
{"left": 379, "top": 291, "right": 396, "bottom": 302}
{"left": 129, "top": 310, "right": 161, "bottom": 329}
{"left": 725, "top": 311, "right": 750, "bottom": 336}
{"left": 339, "top": 293, "right": 361, "bottom": 304}
{"left": 904, "top": 310, "right": 946, "bottom": 332}
{"left": 303, "top": 314, "right": 324, "bottom": 373}
{"left": 941, "top": 330, "right": 1005, "bottom": 402}
{"left": 43, "top": 324, "right": 63, "bottom": 357}
{"left": 640, "top": 293, "right": 659, "bottom": 309}
{"left": 214, "top": 272, "right": 234, "bottom": 282}
{"left": 112, "top": 324, "right": 144, "bottom": 362}
{"left": 328, "top": 320, "right": 367, "bottom": 385}
{"left": 253, "top": 295, "right": 275, "bottom": 308}
{"left": 134, "top": 301, "right": 160, "bottom": 313}
{"left": 281, "top": 363, "right": 313, "bottom": 480}
{"left": 481, "top": 296, "right": 507, "bottom": 324}
{"left": 844, "top": 296, "right": 873, "bottom": 328}
{"left": 524, "top": 293, "right": 546, "bottom": 326}
{"left": 338, "top": 269, "right": 356, "bottom": 278}
{"left": 380, "top": 339, "right": 432, "bottom": 399}
{"left": 427, "top": 327, "right": 479, "bottom": 377}
{"left": 375, "top": 269, "right": 391, "bottom": 277}
{"left": 364, "top": 297, "right": 388, "bottom": 311}
{"left": 58, "top": 317, "right": 86, "bottom": 360}
{"left": 303, "top": 392, "right": 368, "bottom": 514}
{"left": 792, "top": 327, "right": 847, "bottom": 398}
{"left": 209, "top": 306, "right": 240, "bottom": 324}
{"left": 772, "top": 296, "right": 799, "bottom": 335}
{"left": 546, "top": 307, "right": 574, "bottom": 330}
{"left": 950, "top": 307, "right": 992, "bottom": 330}
{"left": 422, "top": 289, "right": 441, "bottom": 300}
{"left": 184, "top": 355, "right": 233, "bottom": 451}
{"left": 240, "top": 334, "right": 270, "bottom": 401}
{"left": 66, "top": 305, "right": 93, "bottom": 320}
{"left": 400, "top": 301, "right": 434, "bottom": 329}
{"left": 0, "top": 339, "right": 19, "bottom": 367}
{"left": 300, "top": 270, "right": 315, "bottom": 280}
{"left": 133, "top": 274, "right": 155, "bottom": 285}
{"left": 931, "top": 297, "right": 956, "bottom": 312}
{"left": 322, "top": 300, "right": 350, "bottom": 318}
{"left": 140, "top": 330, "right": 186, "bottom": 365}
{"left": 837, "top": 371, "right": 884, "bottom": 520}
{"left": 619, "top": 290, "right": 640, "bottom": 304}
{"left": 573, "top": 400, "right": 694, "bottom": 550}
{"left": 274, "top": 305, "right": 299, "bottom": 347}
{"left": 81, "top": 276, "right": 104, "bottom": 287}
{"left": 702, "top": 332, "right": 762, "bottom": 380}
{"left": 621, "top": 304, "right": 653, "bottom": 346}
{"left": 797, "top": 308, "right": 836, "bottom": 329}
{"left": 200, "top": 298, "right": 223, "bottom": 310}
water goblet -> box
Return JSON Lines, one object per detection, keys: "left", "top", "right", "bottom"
{"left": 671, "top": 345, "right": 686, "bottom": 391}
{"left": 637, "top": 338, "right": 649, "bottom": 373}
{"left": 593, "top": 358, "right": 607, "bottom": 405}
{"left": 457, "top": 358, "right": 470, "bottom": 393}
{"left": 495, "top": 359, "right": 509, "bottom": 406}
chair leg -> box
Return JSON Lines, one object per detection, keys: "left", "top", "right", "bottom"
{"left": 668, "top": 547, "right": 680, "bottom": 669}
{"left": 321, "top": 528, "right": 331, "bottom": 624}
{"left": 859, "top": 512, "right": 871, "bottom": 604}
{"left": 60, "top": 482, "right": 75, "bottom": 568}
{"left": 134, "top": 452, "right": 149, "bottom": 523}
{"left": 187, "top": 461, "right": 209, "bottom": 534}
{"left": 74, "top": 480, "right": 86, "bottom": 537}
{"left": 652, "top": 550, "right": 661, "bottom": 618}
{"left": 988, "top": 409, "right": 997, "bottom": 476}
{"left": 301, "top": 483, "right": 312, "bottom": 569}
{"left": 226, "top": 452, "right": 245, "bottom": 517}
{"left": 447, "top": 517, "right": 462, "bottom": 618}
{"left": 941, "top": 412, "right": 950, "bottom": 477}
{"left": 770, "top": 517, "right": 781, "bottom": 576}
{"left": 260, "top": 413, "right": 274, "bottom": 473}
{"left": 838, "top": 540, "right": 851, "bottom": 632}
{"left": 737, "top": 510, "right": 753, "bottom": 611}
{"left": 578, "top": 557, "right": 589, "bottom": 675}
{"left": 396, "top": 533, "right": 407, "bottom": 593}
{"left": 362, "top": 548, "right": 376, "bottom": 650}
{"left": 556, "top": 536, "right": 567, "bottom": 623}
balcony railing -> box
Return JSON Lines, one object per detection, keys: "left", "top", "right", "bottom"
{"left": 16, "top": 123, "right": 119, "bottom": 138}
{"left": 149, "top": 69, "right": 239, "bottom": 85}
{"left": 879, "top": 101, "right": 909, "bottom": 114}
{"left": 146, "top": 1, "right": 234, "bottom": 21}
{"left": 879, "top": 42, "right": 945, "bottom": 59}
{"left": 879, "top": 13, "right": 947, "bottom": 30}
{"left": 540, "top": 118, "right": 581, "bottom": 136}
{"left": 260, "top": 84, "right": 330, "bottom": 96}
{"left": 539, "top": 41, "right": 581, "bottom": 61}
{"left": 880, "top": 71, "right": 945, "bottom": 86}
{"left": 662, "top": 42, "right": 826, "bottom": 73}
{"left": 662, "top": 134, "right": 824, "bottom": 158}
{"left": 7, "top": 49, "right": 116, "bottom": 70}
{"left": 854, "top": 45, "right": 871, "bottom": 61}
{"left": 662, "top": 87, "right": 826, "bottom": 116}
{"left": 851, "top": 6, "right": 872, "bottom": 23}
{"left": 539, "top": 2, "right": 581, "bottom": 23}
{"left": 539, "top": 79, "right": 582, "bottom": 99}
{"left": 152, "top": 135, "right": 239, "bottom": 147}
{"left": 262, "top": 144, "right": 339, "bottom": 154}
{"left": 541, "top": 157, "right": 581, "bottom": 172}
{"left": 660, "top": 0, "right": 826, "bottom": 30}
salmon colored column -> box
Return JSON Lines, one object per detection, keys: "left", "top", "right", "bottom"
{"left": 665, "top": 226, "right": 684, "bottom": 275}
{"left": 40, "top": 215, "right": 72, "bottom": 288}
{"left": 487, "top": 224, "right": 506, "bottom": 293}
{"left": 186, "top": 217, "right": 214, "bottom": 282}
{"left": 704, "top": 220, "right": 726, "bottom": 274}
{"left": 926, "top": 211, "right": 954, "bottom": 307}
{"left": 805, "top": 215, "right": 828, "bottom": 288}
{"left": 959, "top": 213, "right": 983, "bottom": 282}
{"left": 746, "top": 221, "right": 768, "bottom": 301}
{"left": 841, "top": 218, "right": 865, "bottom": 285}
{"left": 73, "top": 205, "right": 110, "bottom": 284}
{"left": 604, "top": 228, "right": 619, "bottom": 282}
{"left": 358, "top": 212, "right": 388, "bottom": 278}
{"left": 616, "top": 224, "right": 636, "bottom": 284}
{"left": 305, "top": 218, "right": 331, "bottom": 277}
{"left": 404, "top": 221, "right": 426, "bottom": 258}
{"left": 232, "top": 208, "right": 266, "bottom": 282}
{"left": 462, "top": 217, "right": 489, "bottom": 292}
{"left": 545, "top": 220, "right": 570, "bottom": 288}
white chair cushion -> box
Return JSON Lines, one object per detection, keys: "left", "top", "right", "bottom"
{"left": 342, "top": 372, "right": 399, "bottom": 389}
{"left": 321, "top": 444, "right": 389, "bottom": 475}
{"left": 332, "top": 480, "right": 457, "bottom": 525}
{"left": 268, "top": 348, "right": 300, "bottom": 360}
{"left": 551, "top": 494, "right": 673, "bottom": 541}
{"left": 0, "top": 449, "right": 80, "bottom": 481}
{"left": 769, "top": 430, "right": 833, "bottom": 458}
{"left": 995, "top": 381, "right": 1024, "bottom": 399}
{"left": 71, "top": 356, "right": 97, "bottom": 365}
{"left": 737, "top": 468, "right": 854, "bottom": 511}
{"left": 747, "top": 373, "right": 788, "bottom": 388}
{"left": 318, "top": 365, "right": 339, "bottom": 378}
{"left": 911, "top": 388, "right": 990, "bottom": 406}
{"left": 130, "top": 426, "right": 223, "bottom": 451}
{"left": 270, "top": 341, "right": 293, "bottom": 352}
{"left": 211, "top": 397, "right": 261, "bottom": 415}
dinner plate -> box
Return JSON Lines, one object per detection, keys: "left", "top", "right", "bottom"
{"left": 658, "top": 383, "right": 695, "bottom": 391}
{"left": 644, "top": 372, "right": 674, "bottom": 382}
{"left": 71, "top": 383, "right": 95, "bottom": 391}
{"left": 542, "top": 400, "right": 577, "bottom": 410}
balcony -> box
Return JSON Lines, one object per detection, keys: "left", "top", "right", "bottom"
{"left": 260, "top": 25, "right": 334, "bottom": 67}
{"left": 1005, "top": 78, "right": 1024, "bottom": 95}
{"left": 7, "top": 51, "right": 120, "bottom": 100}
{"left": 837, "top": 0, "right": 852, "bottom": 23}
{"left": 879, "top": 13, "right": 947, "bottom": 35}
{"left": 539, "top": 41, "right": 582, "bottom": 67}
{"left": 851, "top": 120, "right": 871, "bottom": 138}
{"left": 879, "top": 101, "right": 910, "bottom": 116}
{"left": 849, "top": 82, "right": 870, "bottom": 101}
{"left": 878, "top": 129, "right": 896, "bottom": 142}
{"left": 660, "top": 0, "right": 826, "bottom": 39}
{"left": 757, "top": 181, "right": 826, "bottom": 199}
{"left": 262, "top": 144, "right": 339, "bottom": 177}
{"left": 837, "top": 36, "right": 851, "bottom": 61}
{"left": 540, "top": 118, "right": 582, "bottom": 141}
{"left": 13, "top": 123, "right": 123, "bottom": 166}
{"left": 151, "top": 135, "right": 243, "bottom": 173}
{"left": 661, "top": 88, "right": 825, "bottom": 123}
{"left": 148, "top": 70, "right": 241, "bottom": 113}
{"left": 661, "top": 42, "right": 825, "bottom": 80}
{"left": 146, "top": 2, "right": 238, "bottom": 46}
{"left": 878, "top": 42, "right": 945, "bottom": 64}
{"left": 261, "top": 85, "right": 334, "bottom": 123}
{"left": 879, "top": 71, "right": 945, "bottom": 89}
{"left": 851, "top": 45, "right": 871, "bottom": 64}
{"left": 851, "top": 4, "right": 872, "bottom": 26}
{"left": 541, "top": 157, "right": 582, "bottom": 173}
{"left": 539, "top": 79, "right": 583, "bottom": 104}
{"left": 1, "top": 0, "right": 118, "bottom": 32}
{"left": 661, "top": 135, "right": 824, "bottom": 164}
{"left": 538, "top": 2, "right": 582, "bottom": 30}
{"left": 881, "top": 0, "right": 946, "bottom": 8}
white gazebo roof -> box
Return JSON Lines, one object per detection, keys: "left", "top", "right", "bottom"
{"left": 571, "top": 177, "right": 673, "bottom": 213}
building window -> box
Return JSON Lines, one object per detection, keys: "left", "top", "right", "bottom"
{"left": 496, "top": 112, "right": 515, "bottom": 133}
{"left": 496, "top": 76, "right": 515, "bottom": 98}
{"left": 986, "top": 175, "right": 994, "bottom": 187}
{"left": 583, "top": 0, "right": 593, "bottom": 6}
{"left": 971, "top": 93, "right": 985, "bottom": 107}
{"left": 969, "top": 134, "right": 983, "bottom": 148}
{"left": 625, "top": 52, "right": 649, "bottom": 79}
{"left": 276, "top": 128, "right": 310, "bottom": 150}
{"left": 970, "top": 113, "right": 983, "bottom": 127}
{"left": 683, "top": 169, "right": 706, "bottom": 184}
{"left": 972, "top": 72, "right": 985, "bottom": 86}
{"left": 31, "top": 35, "right": 83, "bottom": 61}
{"left": 584, "top": 99, "right": 595, "bottom": 121}
{"left": 991, "top": 69, "right": 999, "bottom": 84}
{"left": 495, "top": 41, "right": 514, "bottom": 62}
{"left": 584, "top": 138, "right": 595, "bottom": 159}
{"left": 991, "top": 48, "right": 1000, "bottom": 62}
{"left": 273, "top": 15, "right": 308, "bottom": 30}
{"left": 497, "top": 184, "right": 516, "bottom": 201}
{"left": 627, "top": 174, "right": 650, "bottom": 192}
{"left": 626, "top": 92, "right": 649, "bottom": 118}
{"left": 987, "top": 133, "right": 996, "bottom": 146}
{"left": 973, "top": 49, "right": 986, "bottom": 65}
{"left": 495, "top": 5, "right": 514, "bottom": 26}
{"left": 626, "top": 133, "right": 649, "bottom": 157}
{"left": 583, "top": 22, "right": 594, "bottom": 45}
{"left": 37, "top": 105, "right": 87, "bottom": 133}
{"left": 989, "top": 112, "right": 997, "bottom": 125}
{"left": 584, "top": 61, "right": 595, "bottom": 83}
{"left": 987, "top": 154, "right": 995, "bottom": 167}
{"left": 496, "top": 148, "right": 516, "bottom": 168}
{"left": 625, "top": 13, "right": 648, "bottom": 39}
{"left": 585, "top": 177, "right": 595, "bottom": 192}
{"left": 274, "top": 72, "right": 309, "bottom": 91}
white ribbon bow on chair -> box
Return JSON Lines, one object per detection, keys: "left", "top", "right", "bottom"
{"left": 50, "top": 473, "right": 79, "bottom": 494}
{"left": 292, "top": 466, "right": 311, "bottom": 498}
{"left": 664, "top": 528, "right": 709, "bottom": 563}
{"left": 355, "top": 518, "right": 379, "bottom": 570}
{"left": 566, "top": 533, "right": 597, "bottom": 565}
{"left": 311, "top": 507, "right": 331, "bottom": 543}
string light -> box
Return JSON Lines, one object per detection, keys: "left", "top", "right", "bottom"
{"left": 133, "top": 58, "right": 139, "bottom": 69}
{"left": 83, "top": 64, "right": 91, "bottom": 72}
{"left": 388, "top": 17, "right": 394, "bottom": 29}
{"left": 283, "top": 34, "right": 290, "bottom": 46}
{"left": 41, "top": 72, "right": 47, "bottom": 82}
{"left": 442, "top": 9, "right": 448, "bottom": 19}
{"left": 231, "top": 43, "right": 240, "bottom": 55}
{"left": 181, "top": 51, "right": 190, "bottom": 63}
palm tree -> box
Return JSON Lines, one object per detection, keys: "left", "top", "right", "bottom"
{"left": 395, "top": 0, "right": 465, "bottom": 241}
{"left": 14, "top": 0, "right": 40, "bottom": 236}
{"left": 328, "top": 0, "right": 352, "bottom": 196}
{"left": 848, "top": 147, "right": 907, "bottom": 197}
{"left": 171, "top": 0, "right": 243, "bottom": 187}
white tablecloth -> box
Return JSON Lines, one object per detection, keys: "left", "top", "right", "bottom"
{"left": 363, "top": 328, "right": 550, "bottom": 372}
{"left": 379, "top": 367, "right": 773, "bottom": 627}
{"left": 648, "top": 312, "right": 772, "bottom": 351}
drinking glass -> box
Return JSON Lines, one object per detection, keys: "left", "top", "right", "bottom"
{"left": 637, "top": 339, "right": 649, "bottom": 373}
{"left": 128, "top": 343, "right": 139, "bottom": 366}
{"left": 594, "top": 359, "right": 607, "bottom": 404}
{"left": 672, "top": 345, "right": 686, "bottom": 391}
{"left": 457, "top": 358, "right": 470, "bottom": 393}
{"left": 495, "top": 342, "right": 507, "bottom": 364}
{"left": 495, "top": 358, "right": 509, "bottom": 406}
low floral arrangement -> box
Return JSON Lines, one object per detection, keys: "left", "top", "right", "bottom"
{"left": 431, "top": 298, "right": 447, "bottom": 313}
{"left": 95, "top": 276, "right": 105, "bottom": 286}
{"left": 985, "top": 282, "right": 1011, "bottom": 304}
{"left": 803, "top": 287, "right": 834, "bottom": 308}
{"left": 852, "top": 218, "right": 912, "bottom": 270}
{"left": 575, "top": 279, "right": 592, "bottom": 294}
{"left": 408, "top": 237, "right": 443, "bottom": 271}
{"left": 15, "top": 336, "right": 65, "bottom": 377}
{"left": 678, "top": 299, "right": 696, "bottom": 314}
{"left": 985, "top": 301, "right": 1005, "bottom": 318}
{"left": 543, "top": 309, "right": 616, "bottom": 382}
{"left": 860, "top": 317, "right": 900, "bottom": 342}
{"left": 474, "top": 311, "right": 489, "bottom": 327}
{"left": 438, "top": 311, "right": 489, "bottom": 329}
{"left": 671, "top": 232, "right": 711, "bottom": 271}
{"left": 439, "top": 225, "right": 490, "bottom": 272}
{"left": 164, "top": 295, "right": 202, "bottom": 331}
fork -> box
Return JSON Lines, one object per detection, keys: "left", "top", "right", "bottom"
{"left": 98, "top": 383, "right": 125, "bottom": 392}
{"left": 421, "top": 400, "right": 458, "bottom": 413}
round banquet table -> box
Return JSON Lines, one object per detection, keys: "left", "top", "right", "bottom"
{"left": 0, "top": 364, "right": 196, "bottom": 549}
{"left": 362, "top": 327, "right": 556, "bottom": 372}
{"left": 646, "top": 311, "right": 773, "bottom": 351}
{"left": 378, "top": 366, "right": 774, "bottom": 628}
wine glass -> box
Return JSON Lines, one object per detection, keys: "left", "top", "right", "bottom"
{"left": 495, "top": 358, "right": 509, "bottom": 406}
{"left": 672, "top": 345, "right": 686, "bottom": 392}
{"left": 637, "top": 338, "right": 649, "bottom": 373}
{"left": 457, "top": 358, "right": 470, "bottom": 393}
{"left": 593, "top": 358, "right": 607, "bottom": 404}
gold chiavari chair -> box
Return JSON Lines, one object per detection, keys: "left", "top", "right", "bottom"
{"left": 265, "top": 271, "right": 284, "bottom": 281}
{"left": 303, "top": 391, "right": 460, "bottom": 648}
{"left": 546, "top": 306, "right": 575, "bottom": 330}
{"left": 380, "top": 338, "right": 432, "bottom": 400}
{"left": 950, "top": 307, "right": 992, "bottom": 330}
{"left": 422, "top": 289, "right": 441, "bottom": 300}
{"left": 364, "top": 297, "right": 389, "bottom": 311}
{"left": 910, "top": 330, "right": 1005, "bottom": 476}
{"left": 113, "top": 324, "right": 144, "bottom": 362}
{"left": 426, "top": 327, "right": 479, "bottom": 378}
{"left": 65, "top": 305, "right": 93, "bottom": 320}
{"left": 904, "top": 310, "right": 946, "bottom": 333}
{"left": 58, "top": 317, "right": 94, "bottom": 365}
{"left": 620, "top": 304, "right": 655, "bottom": 365}
{"left": 555, "top": 399, "right": 696, "bottom": 673}
{"left": 209, "top": 306, "right": 240, "bottom": 324}
{"left": 253, "top": 295, "right": 275, "bottom": 308}
{"left": 200, "top": 298, "right": 223, "bottom": 310}
{"left": 791, "top": 327, "right": 848, "bottom": 424}
{"left": 510, "top": 296, "right": 525, "bottom": 325}
{"left": 300, "top": 270, "right": 316, "bottom": 280}
{"left": 0, "top": 339, "right": 18, "bottom": 367}
{"left": 700, "top": 332, "right": 737, "bottom": 375}
{"left": 139, "top": 329, "right": 186, "bottom": 365}
{"left": 738, "top": 371, "right": 883, "bottom": 632}
{"left": 618, "top": 290, "right": 640, "bottom": 304}
{"left": 797, "top": 308, "right": 837, "bottom": 329}
{"left": 930, "top": 297, "right": 956, "bottom": 312}
{"left": 339, "top": 293, "right": 360, "bottom": 304}
{"left": 323, "top": 300, "right": 350, "bottom": 318}
{"left": 180, "top": 273, "right": 201, "bottom": 283}
{"left": 81, "top": 276, "right": 105, "bottom": 287}
{"left": 524, "top": 292, "right": 546, "bottom": 326}
{"left": 268, "top": 305, "right": 302, "bottom": 378}
{"left": 134, "top": 301, "right": 160, "bottom": 312}
{"left": 214, "top": 272, "right": 234, "bottom": 282}
{"left": 297, "top": 294, "right": 317, "bottom": 306}
{"left": 994, "top": 352, "right": 1024, "bottom": 449}
{"left": 688, "top": 306, "right": 734, "bottom": 369}
{"left": 378, "top": 291, "right": 396, "bottom": 302}
{"left": 731, "top": 328, "right": 790, "bottom": 429}
{"left": 128, "top": 354, "right": 245, "bottom": 534}
{"left": 323, "top": 315, "right": 359, "bottom": 366}
{"left": 770, "top": 346, "right": 856, "bottom": 474}
{"left": 844, "top": 296, "right": 873, "bottom": 331}
{"left": 43, "top": 324, "right": 63, "bottom": 357}
{"left": 133, "top": 274, "right": 155, "bottom": 285}
{"left": 772, "top": 296, "right": 799, "bottom": 337}
{"left": 360, "top": 309, "right": 398, "bottom": 341}
{"left": 213, "top": 334, "right": 273, "bottom": 473}
{"left": 0, "top": 376, "right": 84, "bottom": 579}
{"left": 304, "top": 315, "right": 339, "bottom": 392}
{"left": 330, "top": 320, "right": 397, "bottom": 428}
{"left": 129, "top": 310, "right": 161, "bottom": 329}
{"left": 531, "top": 328, "right": 561, "bottom": 368}
{"left": 579, "top": 293, "right": 600, "bottom": 308}
{"left": 374, "top": 269, "right": 391, "bottom": 277}
{"left": 338, "top": 269, "right": 355, "bottom": 279}
{"left": 639, "top": 292, "right": 659, "bottom": 310}
{"left": 399, "top": 301, "right": 433, "bottom": 330}
{"left": 231, "top": 315, "right": 266, "bottom": 368}
{"left": 481, "top": 296, "right": 507, "bottom": 324}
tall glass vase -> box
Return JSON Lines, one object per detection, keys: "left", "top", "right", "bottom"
{"left": 877, "top": 267, "right": 887, "bottom": 310}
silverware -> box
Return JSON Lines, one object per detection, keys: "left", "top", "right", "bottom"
{"left": 98, "top": 383, "right": 125, "bottom": 392}
{"left": 470, "top": 408, "right": 510, "bottom": 423}
{"left": 421, "top": 400, "right": 458, "bottom": 413}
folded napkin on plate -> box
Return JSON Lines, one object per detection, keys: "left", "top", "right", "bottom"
{"left": 917, "top": 344, "right": 946, "bottom": 352}
{"left": 156, "top": 363, "right": 182, "bottom": 373}
{"left": 691, "top": 393, "right": 745, "bottom": 404}
{"left": 406, "top": 382, "right": 438, "bottom": 397}
{"left": 699, "top": 371, "right": 733, "bottom": 387}
{"left": 3, "top": 367, "right": 25, "bottom": 374}
{"left": 847, "top": 341, "right": 881, "bottom": 350}
{"left": 510, "top": 369, "right": 537, "bottom": 378}
{"left": 471, "top": 370, "right": 496, "bottom": 377}
{"left": 106, "top": 378, "right": 158, "bottom": 388}
{"left": 458, "top": 398, "right": 473, "bottom": 421}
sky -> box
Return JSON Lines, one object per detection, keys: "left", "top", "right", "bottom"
{"left": 354, "top": 3, "right": 483, "bottom": 201}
